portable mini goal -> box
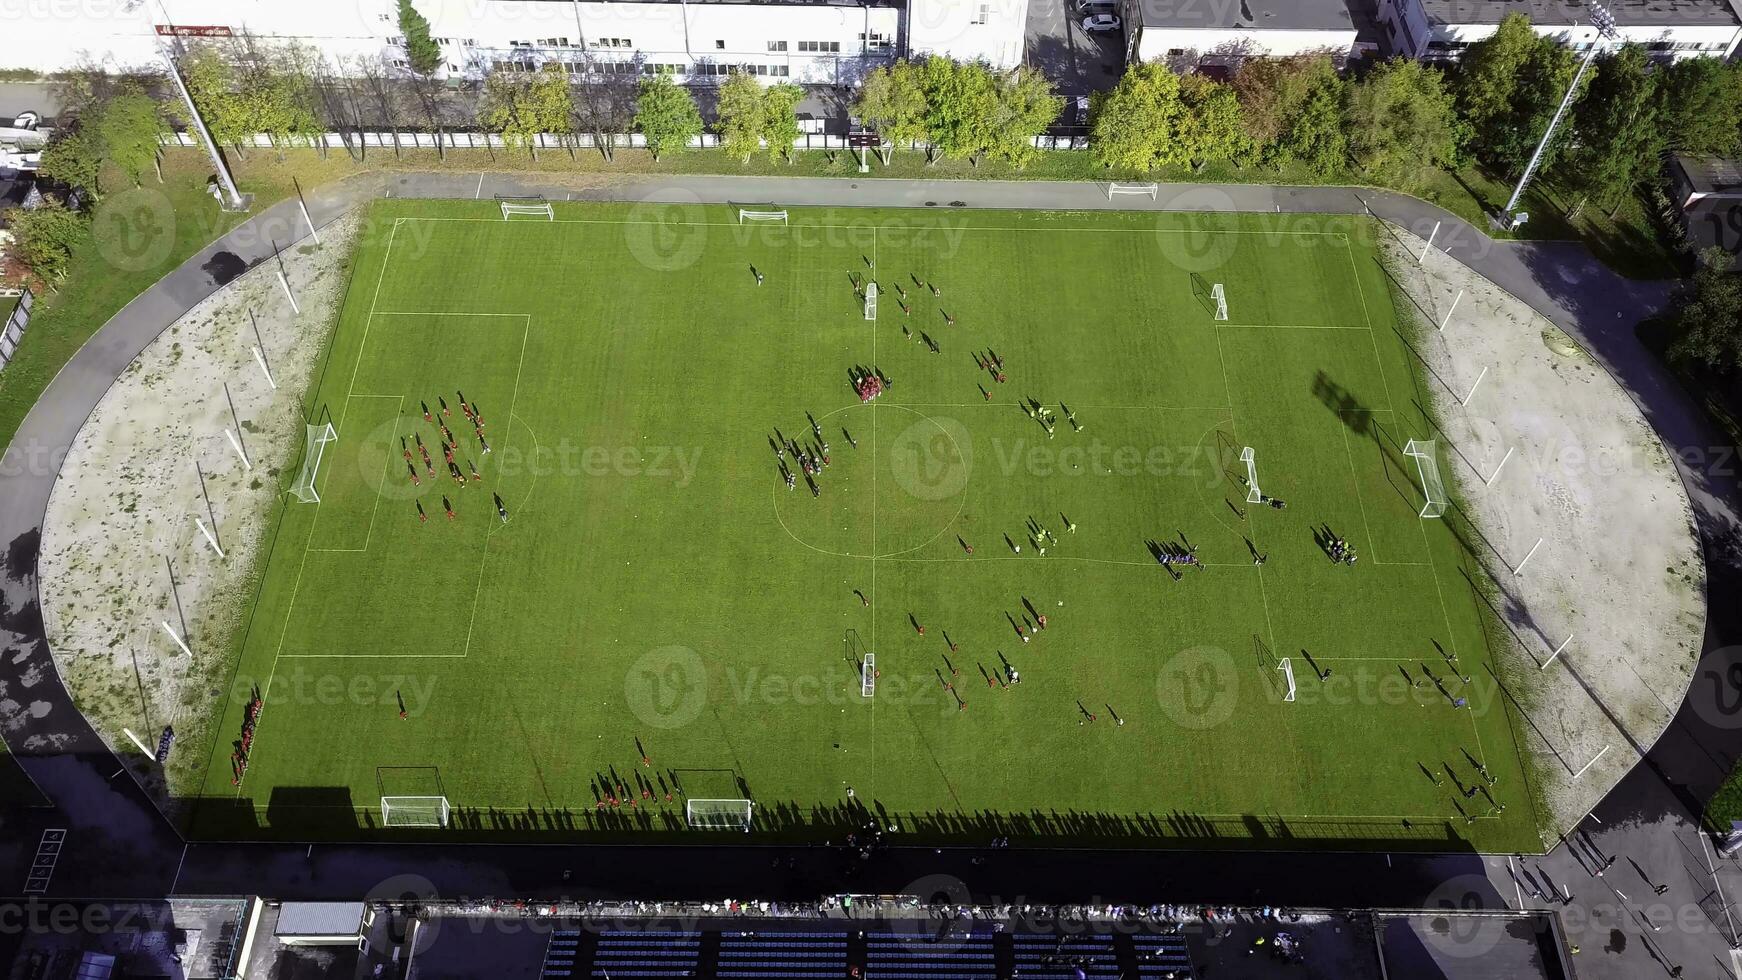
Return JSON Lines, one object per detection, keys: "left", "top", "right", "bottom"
{"left": 290, "top": 423, "right": 338, "bottom": 503}
{"left": 864, "top": 281, "right": 877, "bottom": 321}
{"left": 686, "top": 798, "right": 754, "bottom": 832}
{"left": 861, "top": 653, "right": 876, "bottom": 698}
{"left": 1210, "top": 283, "right": 1229, "bottom": 321}
{"left": 381, "top": 795, "right": 451, "bottom": 828}
{"left": 1106, "top": 181, "right": 1159, "bottom": 200}
{"left": 1239, "top": 446, "right": 1261, "bottom": 504}
{"left": 738, "top": 208, "right": 788, "bottom": 224}
{"left": 1277, "top": 658, "right": 1297, "bottom": 703}
{"left": 500, "top": 201, "right": 554, "bottom": 220}
{"left": 1404, "top": 439, "right": 1448, "bottom": 518}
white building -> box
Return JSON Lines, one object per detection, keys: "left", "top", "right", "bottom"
{"left": 0, "top": 0, "right": 1021, "bottom": 82}
{"left": 1376, "top": 0, "right": 1742, "bottom": 62}
{"left": 1126, "top": 0, "right": 1375, "bottom": 67}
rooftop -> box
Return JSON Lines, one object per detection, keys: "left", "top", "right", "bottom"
{"left": 1138, "top": 0, "right": 1364, "bottom": 32}
{"left": 1414, "top": 0, "right": 1742, "bottom": 29}
{"left": 275, "top": 901, "right": 366, "bottom": 938}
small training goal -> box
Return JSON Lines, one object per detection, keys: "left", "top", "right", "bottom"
{"left": 1107, "top": 182, "right": 1159, "bottom": 200}
{"left": 1210, "top": 283, "right": 1228, "bottom": 322}
{"left": 862, "top": 652, "right": 876, "bottom": 698}
{"left": 381, "top": 795, "right": 451, "bottom": 828}
{"left": 686, "top": 798, "right": 754, "bottom": 832}
{"left": 864, "top": 281, "right": 878, "bottom": 321}
{"left": 1239, "top": 446, "right": 1261, "bottom": 505}
{"left": 290, "top": 423, "right": 338, "bottom": 503}
{"left": 738, "top": 208, "right": 788, "bottom": 224}
{"left": 500, "top": 200, "right": 554, "bottom": 220}
{"left": 1404, "top": 439, "right": 1448, "bottom": 518}
{"left": 1277, "top": 658, "right": 1297, "bottom": 703}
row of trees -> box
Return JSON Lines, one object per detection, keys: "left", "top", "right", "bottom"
{"left": 853, "top": 57, "right": 1062, "bottom": 167}
{"left": 1089, "top": 13, "right": 1742, "bottom": 202}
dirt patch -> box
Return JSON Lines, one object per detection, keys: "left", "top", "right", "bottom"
{"left": 1381, "top": 230, "right": 1703, "bottom": 842}
{"left": 36, "top": 211, "right": 363, "bottom": 815}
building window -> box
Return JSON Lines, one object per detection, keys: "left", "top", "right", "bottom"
{"left": 716, "top": 39, "right": 725, "bottom": 49}
{"left": 974, "top": 2, "right": 990, "bottom": 24}
{"left": 797, "top": 40, "right": 841, "bottom": 53}
{"left": 768, "top": 40, "right": 787, "bottom": 52}
{"left": 777, "top": 65, "right": 789, "bottom": 76}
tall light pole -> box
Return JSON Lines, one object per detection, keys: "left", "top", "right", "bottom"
{"left": 1502, "top": 2, "right": 1618, "bottom": 228}
{"left": 154, "top": 0, "right": 248, "bottom": 211}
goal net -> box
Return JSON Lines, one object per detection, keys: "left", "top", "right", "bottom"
{"left": 1405, "top": 439, "right": 1448, "bottom": 518}
{"left": 1277, "top": 658, "right": 1297, "bottom": 703}
{"left": 862, "top": 652, "right": 876, "bottom": 698}
{"left": 1211, "top": 283, "right": 1228, "bottom": 321}
{"left": 1239, "top": 446, "right": 1261, "bottom": 505}
{"left": 381, "top": 795, "right": 451, "bottom": 828}
{"left": 864, "top": 281, "right": 877, "bottom": 321}
{"left": 290, "top": 423, "right": 338, "bottom": 503}
{"left": 686, "top": 798, "right": 754, "bottom": 832}
{"left": 500, "top": 201, "right": 554, "bottom": 220}
{"left": 738, "top": 208, "right": 788, "bottom": 223}
{"left": 1107, "top": 182, "right": 1159, "bottom": 200}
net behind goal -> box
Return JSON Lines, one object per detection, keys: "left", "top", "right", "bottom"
{"left": 381, "top": 795, "right": 451, "bottom": 828}
{"left": 686, "top": 798, "right": 754, "bottom": 831}
{"left": 290, "top": 423, "right": 338, "bottom": 503}
{"left": 1404, "top": 439, "right": 1448, "bottom": 518}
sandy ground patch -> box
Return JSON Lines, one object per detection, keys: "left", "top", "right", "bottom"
{"left": 37, "top": 212, "right": 363, "bottom": 813}
{"left": 1381, "top": 230, "right": 1703, "bottom": 841}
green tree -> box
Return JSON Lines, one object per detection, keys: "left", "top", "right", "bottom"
{"left": 99, "top": 89, "right": 169, "bottom": 184}
{"left": 1233, "top": 53, "right": 1345, "bottom": 173}
{"left": 180, "top": 46, "right": 252, "bottom": 152}
{"left": 1089, "top": 62, "right": 1184, "bottom": 172}
{"left": 762, "top": 81, "right": 805, "bottom": 163}
{"left": 1489, "top": 38, "right": 1579, "bottom": 176}
{"left": 715, "top": 72, "right": 766, "bottom": 163}
{"left": 35, "top": 126, "right": 102, "bottom": 195}
{"left": 3, "top": 197, "right": 90, "bottom": 282}
{"left": 987, "top": 67, "right": 1061, "bottom": 168}
{"left": 483, "top": 65, "right": 571, "bottom": 159}
{"left": 854, "top": 60, "right": 928, "bottom": 160}
{"left": 1569, "top": 44, "right": 1662, "bottom": 215}
{"left": 1175, "top": 72, "right": 1249, "bottom": 172}
{"left": 1344, "top": 58, "right": 1460, "bottom": 190}
{"left": 1669, "top": 247, "right": 1742, "bottom": 371}
{"left": 918, "top": 57, "right": 999, "bottom": 164}
{"left": 1453, "top": 12, "right": 1537, "bottom": 143}
{"left": 396, "top": 0, "right": 442, "bottom": 77}
{"left": 634, "top": 73, "right": 702, "bottom": 161}
{"left": 1657, "top": 58, "right": 1742, "bottom": 156}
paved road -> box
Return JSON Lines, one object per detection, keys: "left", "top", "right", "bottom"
{"left": 2, "top": 170, "right": 1738, "bottom": 978}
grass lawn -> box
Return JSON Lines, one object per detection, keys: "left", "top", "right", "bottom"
{"left": 186, "top": 201, "right": 1537, "bottom": 850}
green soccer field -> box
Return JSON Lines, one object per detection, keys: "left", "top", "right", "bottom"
{"left": 192, "top": 200, "right": 1539, "bottom": 850}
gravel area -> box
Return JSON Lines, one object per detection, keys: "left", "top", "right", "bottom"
{"left": 1381, "top": 230, "right": 1703, "bottom": 842}
{"left": 34, "top": 212, "right": 363, "bottom": 810}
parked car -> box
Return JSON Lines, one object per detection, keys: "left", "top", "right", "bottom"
{"left": 1081, "top": 13, "right": 1121, "bottom": 32}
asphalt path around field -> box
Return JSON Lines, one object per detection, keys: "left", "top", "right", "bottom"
{"left": 0, "top": 171, "right": 1736, "bottom": 978}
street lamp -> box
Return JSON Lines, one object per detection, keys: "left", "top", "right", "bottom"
{"left": 1501, "top": 1, "right": 1618, "bottom": 229}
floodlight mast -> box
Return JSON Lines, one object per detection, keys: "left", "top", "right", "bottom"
{"left": 1502, "top": 2, "right": 1618, "bottom": 227}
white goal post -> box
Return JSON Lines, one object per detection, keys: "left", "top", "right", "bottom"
{"left": 1404, "top": 439, "right": 1448, "bottom": 518}
{"left": 864, "top": 281, "right": 877, "bottom": 321}
{"left": 381, "top": 795, "right": 451, "bottom": 828}
{"left": 738, "top": 208, "right": 788, "bottom": 223}
{"left": 1277, "top": 658, "right": 1297, "bottom": 703}
{"left": 1239, "top": 446, "right": 1261, "bottom": 505}
{"left": 290, "top": 423, "right": 338, "bottom": 503}
{"left": 862, "top": 652, "right": 876, "bottom": 698}
{"left": 1211, "top": 283, "right": 1228, "bottom": 322}
{"left": 500, "top": 201, "right": 554, "bottom": 220}
{"left": 686, "top": 798, "right": 754, "bottom": 832}
{"left": 1107, "top": 181, "right": 1159, "bottom": 200}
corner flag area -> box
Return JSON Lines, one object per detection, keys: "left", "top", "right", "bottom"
{"left": 192, "top": 201, "right": 1538, "bottom": 851}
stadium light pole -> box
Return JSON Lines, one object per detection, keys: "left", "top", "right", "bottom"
{"left": 1502, "top": 3, "right": 1618, "bottom": 228}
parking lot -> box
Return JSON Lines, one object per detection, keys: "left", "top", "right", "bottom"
{"left": 1025, "top": 0, "right": 1125, "bottom": 101}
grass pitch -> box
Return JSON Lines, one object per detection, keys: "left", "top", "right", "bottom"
{"left": 193, "top": 200, "right": 1538, "bottom": 850}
